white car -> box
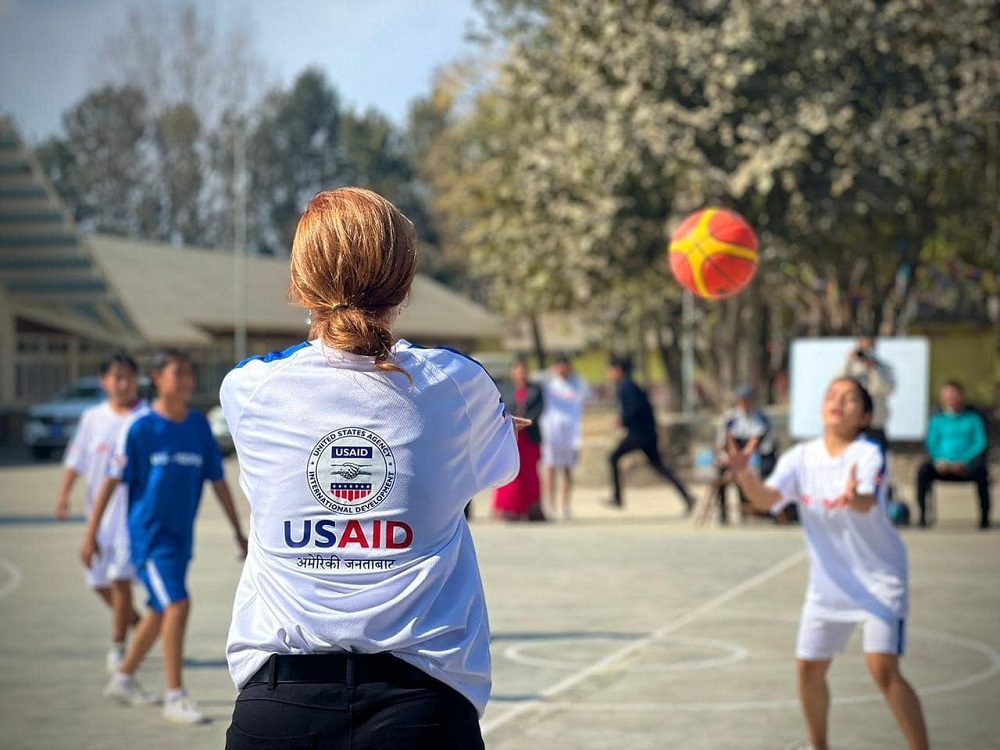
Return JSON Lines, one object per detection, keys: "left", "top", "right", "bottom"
{"left": 23, "top": 377, "right": 109, "bottom": 460}
{"left": 23, "top": 376, "right": 151, "bottom": 460}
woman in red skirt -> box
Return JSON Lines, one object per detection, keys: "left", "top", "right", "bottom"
{"left": 494, "top": 360, "right": 545, "bottom": 521}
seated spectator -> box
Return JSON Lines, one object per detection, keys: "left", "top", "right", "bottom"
{"left": 714, "top": 385, "right": 777, "bottom": 524}
{"left": 916, "top": 381, "right": 991, "bottom": 529}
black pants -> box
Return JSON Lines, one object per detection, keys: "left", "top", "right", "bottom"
{"left": 226, "top": 653, "right": 484, "bottom": 750}
{"left": 916, "top": 455, "right": 991, "bottom": 527}
{"left": 609, "top": 433, "right": 692, "bottom": 507}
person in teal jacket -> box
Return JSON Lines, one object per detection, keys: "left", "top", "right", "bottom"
{"left": 916, "top": 381, "right": 991, "bottom": 529}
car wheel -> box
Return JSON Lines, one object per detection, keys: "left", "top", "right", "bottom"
{"left": 30, "top": 446, "right": 52, "bottom": 461}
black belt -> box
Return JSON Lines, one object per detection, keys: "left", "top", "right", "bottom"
{"left": 245, "top": 652, "right": 434, "bottom": 690}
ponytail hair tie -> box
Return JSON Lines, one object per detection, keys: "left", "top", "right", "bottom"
{"left": 331, "top": 303, "right": 352, "bottom": 313}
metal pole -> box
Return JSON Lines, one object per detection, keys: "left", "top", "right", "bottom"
{"left": 681, "top": 291, "right": 696, "bottom": 416}
{"left": 234, "top": 128, "right": 248, "bottom": 363}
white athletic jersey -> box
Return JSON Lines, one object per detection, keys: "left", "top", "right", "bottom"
{"left": 64, "top": 401, "right": 148, "bottom": 540}
{"left": 539, "top": 373, "right": 587, "bottom": 450}
{"left": 220, "top": 339, "right": 519, "bottom": 715}
{"left": 767, "top": 437, "right": 908, "bottom": 621}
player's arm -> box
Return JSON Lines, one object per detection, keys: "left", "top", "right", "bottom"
{"left": 844, "top": 447, "right": 883, "bottom": 514}
{"left": 58, "top": 412, "right": 90, "bottom": 520}
{"left": 56, "top": 468, "right": 80, "bottom": 520}
{"left": 847, "top": 491, "right": 877, "bottom": 513}
{"left": 211, "top": 480, "right": 248, "bottom": 558}
{"left": 843, "top": 463, "right": 877, "bottom": 514}
{"left": 80, "top": 476, "right": 121, "bottom": 567}
{"left": 725, "top": 436, "right": 782, "bottom": 512}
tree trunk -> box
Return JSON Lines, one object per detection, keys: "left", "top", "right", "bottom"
{"left": 655, "top": 317, "right": 682, "bottom": 410}
{"left": 528, "top": 313, "right": 547, "bottom": 369}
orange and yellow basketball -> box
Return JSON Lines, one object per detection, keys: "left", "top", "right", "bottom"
{"left": 668, "top": 208, "right": 759, "bottom": 299}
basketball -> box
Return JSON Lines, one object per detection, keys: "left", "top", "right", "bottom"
{"left": 668, "top": 208, "right": 759, "bottom": 299}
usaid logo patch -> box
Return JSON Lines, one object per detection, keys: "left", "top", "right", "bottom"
{"left": 306, "top": 428, "right": 396, "bottom": 514}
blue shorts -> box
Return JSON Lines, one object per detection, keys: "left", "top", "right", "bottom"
{"left": 137, "top": 550, "right": 190, "bottom": 613}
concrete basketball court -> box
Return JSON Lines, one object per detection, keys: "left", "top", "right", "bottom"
{"left": 1, "top": 455, "right": 997, "bottom": 749}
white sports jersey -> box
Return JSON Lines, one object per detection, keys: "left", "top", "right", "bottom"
{"left": 540, "top": 374, "right": 586, "bottom": 447}
{"left": 64, "top": 401, "right": 147, "bottom": 544}
{"left": 767, "top": 437, "right": 908, "bottom": 622}
{"left": 221, "top": 339, "right": 518, "bottom": 715}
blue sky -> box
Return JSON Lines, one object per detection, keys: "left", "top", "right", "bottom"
{"left": 0, "top": 0, "right": 481, "bottom": 142}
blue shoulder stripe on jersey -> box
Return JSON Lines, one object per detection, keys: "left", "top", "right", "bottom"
{"left": 399, "top": 342, "right": 491, "bottom": 376}
{"left": 234, "top": 341, "right": 310, "bottom": 369}
{"left": 858, "top": 433, "right": 888, "bottom": 473}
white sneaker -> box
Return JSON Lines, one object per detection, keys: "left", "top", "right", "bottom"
{"left": 105, "top": 645, "right": 125, "bottom": 674}
{"left": 103, "top": 676, "right": 159, "bottom": 706}
{"left": 162, "top": 694, "right": 205, "bottom": 725}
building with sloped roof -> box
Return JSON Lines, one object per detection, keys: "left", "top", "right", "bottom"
{"left": 0, "top": 118, "right": 502, "bottom": 423}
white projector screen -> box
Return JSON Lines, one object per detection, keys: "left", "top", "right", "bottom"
{"left": 788, "top": 337, "right": 930, "bottom": 441}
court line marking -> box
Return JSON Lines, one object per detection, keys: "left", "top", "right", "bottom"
{"left": 0, "top": 559, "right": 24, "bottom": 600}
{"left": 493, "top": 619, "right": 1000, "bottom": 713}
{"left": 480, "top": 547, "right": 808, "bottom": 737}
{"left": 503, "top": 635, "right": 749, "bottom": 673}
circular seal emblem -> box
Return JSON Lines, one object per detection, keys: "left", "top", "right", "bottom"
{"left": 306, "top": 428, "right": 396, "bottom": 514}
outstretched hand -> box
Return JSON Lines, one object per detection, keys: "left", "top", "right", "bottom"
{"left": 511, "top": 416, "right": 532, "bottom": 433}
{"left": 723, "top": 435, "right": 759, "bottom": 476}
{"left": 831, "top": 463, "right": 860, "bottom": 510}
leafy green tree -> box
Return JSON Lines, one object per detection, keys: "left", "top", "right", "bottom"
{"left": 426, "top": 0, "right": 999, "bottom": 400}
{"left": 153, "top": 103, "right": 204, "bottom": 244}
{"left": 39, "top": 86, "right": 154, "bottom": 237}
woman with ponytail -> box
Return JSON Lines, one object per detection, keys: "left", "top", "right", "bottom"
{"left": 221, "top": 188, "right": 522, "bottom": 749}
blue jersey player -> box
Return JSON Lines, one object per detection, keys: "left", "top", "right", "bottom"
{"left": 81, "top": 348, "right": 247, "bottom": 724}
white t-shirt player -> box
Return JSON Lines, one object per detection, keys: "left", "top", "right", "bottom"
{"left": 221, "top": 339, "right": 518, "bottom": 716}
{"left": 767, "top": 437, "right": 907, "bottom": 625}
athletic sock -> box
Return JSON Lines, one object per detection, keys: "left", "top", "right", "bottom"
{"left": 112, "top": 672, "right": 134, "bottom": 687}
{"left": 165, "top": 687, "right": 187, "bottom": 703}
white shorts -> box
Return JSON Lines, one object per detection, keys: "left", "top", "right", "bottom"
{"left": 541, "top": 442, "right": 578, "bottom": 469}
{"left": 796, "top": 613, "right": 906, "bottom": 659}
{"left": 84, "top": 529, "right": 135, "bottom": 588}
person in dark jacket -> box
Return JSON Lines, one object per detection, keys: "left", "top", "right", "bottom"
{"left": 606, "top": 356, "right": 693, "bottom": 512}
{"left": 494, "top": 360, "right": 546, "bottom": 521}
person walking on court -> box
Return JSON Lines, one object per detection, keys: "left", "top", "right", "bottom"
{"left": 220, "top": 188, "right": 522, "bottom": 749}
{"left": 724, "top": 377, "right": 929, "bottom": 750}
{"left": 540, "top": 354, "right": 587, "bottom": 520}
{"left": 606, "top": 355, "right": 694, "bottom": 512}
{"left": 916, "top": 380, "right": 991, "bottom": 529}
{"left": 81, "top": 348, "right": 247, "bottom": 724}
{"left": 57, "top": 350, "right": 146, "bottom": 673}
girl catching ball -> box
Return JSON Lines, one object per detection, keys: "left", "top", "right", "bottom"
{"left": 725, "top": 377, "right": 929, "bottom": 750}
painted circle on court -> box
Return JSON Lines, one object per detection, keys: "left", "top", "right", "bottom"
{"left": 504, "top": 635, "right": 749, "bottom": 673}
{"left": 498, "top": 614, "right": 1000, "bottom": 712}
{"left": 306, "top": 427, "right": 396, "bottom": 514}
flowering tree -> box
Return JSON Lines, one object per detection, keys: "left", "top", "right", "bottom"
{"left": 423, "top": 0, "right": 999, "bottom": 399}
